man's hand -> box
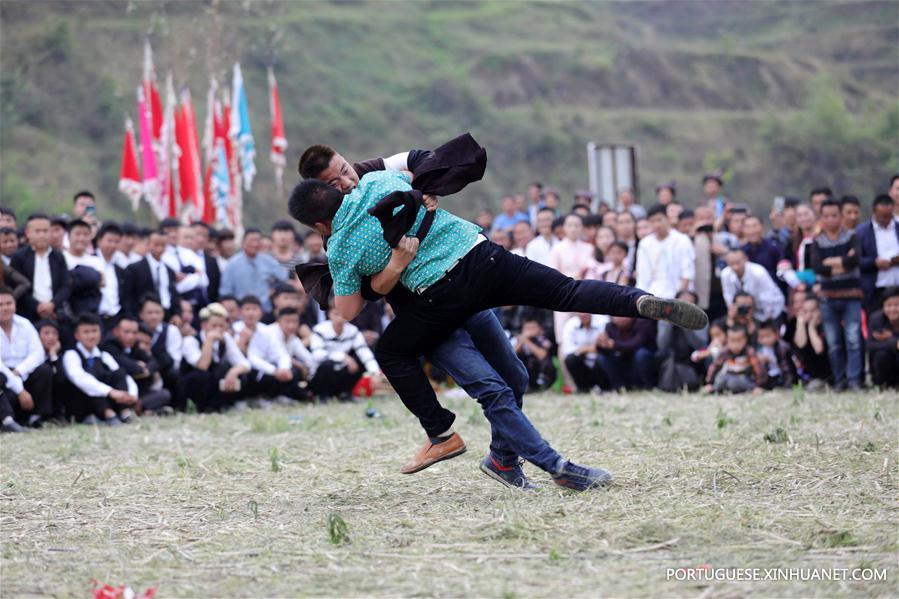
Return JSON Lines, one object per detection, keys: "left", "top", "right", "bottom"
{"left": 36, "top": 302, "right": 55, "bottom": 319}
{"left": 345, "top": 356, "right": 359, "bottom": 374}
{"left": 391, "top": 237, "right": 419, "bottom": 270}
{"left": 205, "top": 329, "right": 224, "bottom": 344}
{"left": 17, "top": 390, "right": 33, "bottom": 411}
{"left": 871, "top": 329, "right": 893, "bottom": 341}
{"left": 423, "top": 194, "right": 439, "bottom": 212}
{"left": 109, "top": 389, "right": 131, "bottom": 404}
{"left": 875, "top": 257, "right": 892, "bottom": 270}
{"left": 274, "top": 368, "right": 293, "bottom": 383}
{"left": 222, "top": 372, "right": 240, "bottom": 392}
{"left": 174, "top": 271, "right": 187, "bottom": 282}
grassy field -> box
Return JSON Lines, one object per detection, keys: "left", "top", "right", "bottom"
{"left": 1, "top": 388, "right": 896, "bottom": 598}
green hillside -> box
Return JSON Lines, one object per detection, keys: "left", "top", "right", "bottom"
{"left": 1, "top": 0, "right": 897, "bottom": 226}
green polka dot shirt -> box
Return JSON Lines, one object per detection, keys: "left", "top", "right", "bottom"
{"left": 327, "top": 170, "right": 481, "bottom": 295}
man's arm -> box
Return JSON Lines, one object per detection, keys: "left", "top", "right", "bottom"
{"left": 334, "top": 294, "right": 364, "bottom": 321}
{"left": 371, "top": 237, "right": 419, "bottom": 296}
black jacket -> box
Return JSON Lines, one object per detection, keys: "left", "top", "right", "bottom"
{"left": 100, "top": 336, "right": 159, "bottom": 385}
{"left": 9, "top": 246, "right": 71, "bottom": 321}
{"left": 123, "top": 257, "right": 181, "bottom": 319}
{"left": 201, "top": 252, "right": 221, "bottom": 303}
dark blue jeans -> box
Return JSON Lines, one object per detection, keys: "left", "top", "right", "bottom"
{"left": 820, "top": 297, "right": 863, "bottom": 385}
{"left": 597, "top": 347, "right": 656, "bottom": 390}
{"left": 375, "top": 241, "right": 647, "bottom": 439}
{"left": 426, "top": 310, "right": 562, "bottom": 472}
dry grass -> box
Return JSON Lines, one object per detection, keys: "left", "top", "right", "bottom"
{"left": 1, "top": 388, "right": 896, "bottom": 598}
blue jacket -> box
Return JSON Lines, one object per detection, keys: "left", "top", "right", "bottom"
{"left": 856, "top": 219, "right": 899, "bottom": 300}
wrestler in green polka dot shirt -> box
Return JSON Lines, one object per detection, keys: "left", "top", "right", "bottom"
{"left": 327, "top": 170, "right": 481, "bottom": 296}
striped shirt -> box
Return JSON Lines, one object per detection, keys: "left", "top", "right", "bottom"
{"left": 810, "top": 229, "right": 862, "bottom": 299}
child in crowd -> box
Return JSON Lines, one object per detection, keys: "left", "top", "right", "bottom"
{"left": 704, "top": 326, "right": 765, "bottom": 394}
{"left": 756, "top": 320, "right": 795, "bottom": 389}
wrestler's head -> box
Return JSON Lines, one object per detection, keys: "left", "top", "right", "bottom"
{"left": 298, "top": 144, "right": 359, "bottom": 194}
{"left": 288, "top": 179, "right": 343, "bottom": 236}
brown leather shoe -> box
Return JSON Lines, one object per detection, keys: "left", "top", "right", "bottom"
{"left": 400, "top": 433, "right": 467, "bottom": 474}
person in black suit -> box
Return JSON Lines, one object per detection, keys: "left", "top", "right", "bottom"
{"left": 856, "top": 194, "right": 899, "bottom": 314}
{"left": 123, "top": 230, "right": 180, "bottom": 320}
{"left": 9, "top": 214, "right": 71, "bottom": 323}
{"left": 191, "top": 222, "right": 220, "bottom": 303}
{"left": 100, "top": 315, "right": 173, "bottom": 413}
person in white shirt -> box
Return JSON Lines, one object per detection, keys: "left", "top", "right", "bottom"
{"left": 0, "top": 286, "right": 54, "bottom": 429}
{"left": 509, "top": 221, "right": 533, "bottom": 258}
{"left": 163, "top": 224, "right": 209, "bottom": 311}
{"left": 525, "top": 207, "right": 557, "bottom": 266}
{"left": 636, "top": 204, "right": 696, "bottom": 299}
{"left": 64, "top": 219, "right": 105, "bottom": 318}
{"left": 112, "top": 223, "right": 144, "bottom": 269}
{"left": 561, "top": 312, "right": 609, "bottom": 393}
{"left": 721, "top": 249, "right": 785, "bottom": 322}
{"left": 248, "top": 307, "right": 315, "bottom": 402}
{"left": 180, "top": 302, "right": 250, "bottom": 412}
{"left": 62, "top": 313, "right": 138, "bottom": 425}
{"left": 309, "top": 305, "right": 380, "bottom": 401}
{"left": 94, "top": 223, "right": 126, "bottom": 328}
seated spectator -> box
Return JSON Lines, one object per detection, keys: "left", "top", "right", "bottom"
{"left": 810, "top": 198, "right": 863, "bottom": 391}
{"left": 721, "top": 249, "right": 785, "bottom": 323}
{"left": 867, "top": 287, "right": 899, "bottom": 388}
{"left": 124, "top": 230, "right": 180, "bottom": 319}
{"left": 247, "top": 307, "right": 314, "bottom": 403}
{"left": 35, "top": 318, "right": 66, "bottom": 419}
{"left": 690, "top": 320, "right": 726, "bottom": 372}
{"left": 180, "top": 302, "right": 250, "bottom": 413}
{"left": 62, "top": 313, "right": 138, "bottom": 425}
{"left": 713, "top": 292, "right": 759, "bottom": 342}
{"left": 11, "top": 213, "right": 70, "bottom": 323}
{"left": 100, "top": 315, "right": 172, "bottom": 415}
{"left": 705, "top": 326, "right": 764, "bottom": 394}
{"left": 490, "top": 229, "right": 512, "bottom": 250}
{"left": 790, "top": 296, "right": 830, "bottom": 390}
{"left": 561, "top": 313, "right": 607, "bottom": 393}
{"left": 220, "top": 228, "right": 287, "bottom": 312}
{"left": 137, "top": 296, "right": 182, "bottom": 407}
{"left": 656, "top": 290, "right": 708, "bottom": 392}
{"left": 218, "top": 295, "right": 240, "bottom": 326}
{"left": 512, "top": 318, "right": 556, "bottom": 392}
{"left": 0, "top": 286, "right": 54, "bottom": 428}
{"left": 756, "top": 320, "right": 795, "bottom": 390}
{"left": 0, "top": 226, "right": 18, "bottom": 266}
{"left": 596, "top": 316, "right": 657, "bottom": 391}
{"left": 0, "top": 260, "right": 30, "bottom": 301}
{"left": 742, "top": 215, "right": 782, "bottom": 281}
{"left": 309, "top": 305, "right": 380, "bottom": 402}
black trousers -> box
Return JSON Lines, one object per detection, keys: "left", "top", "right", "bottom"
{"left": 309, "top": 360, "right": 363, "bottom": 398}
{"left": 180, "top": 370, "right": 243, "bottom": 413}
{"left": 251, "top": 367, "right": 309, "bottom": 400}
{"left": 564, "top": 354, "right": 606, "bottom": 392}
{"left": 871, "top": 349, "right": 899, "bottom": 387}
{"left": 22, "top": 363, "right": 55, "bottom": 418}
{"left": 519, "top": 353, "right": 557, "bottom": 391}
{"left": 67, "top": 390, "right": 115, "bottom": 422}
{"left": 374, "top": 241, "right": 646, "bottom": 437}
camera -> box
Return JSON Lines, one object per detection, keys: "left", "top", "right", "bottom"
{"left": 737, "top": 305, "right": 751, "bottom": 316}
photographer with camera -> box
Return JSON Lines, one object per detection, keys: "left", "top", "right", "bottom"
{"left": 712, "top": 292, "right": 759, "bottom": 344}
{"left": 720, "top": 248, "right": 785, "bottom": 324}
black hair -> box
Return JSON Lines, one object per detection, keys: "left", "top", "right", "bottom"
{"left": 239, "top": 294, "right": 262, "bottom": 307}
{"left": 727, "top": 325, "right": 749, "bottom": 337}
{"left": 528, "top": 181, "right": 543, "bottom": 190}
{"left": 304, "top": 229, "right": 323, "bottom": 240}
{"left": 733, "top": 291, "right": 754, "bottom": 305}
{"left": 0, "top": 207, "right": 15, "bottom": 220}
{"left": 784, "top": 196, "right": 801, "bottom": 209}
{"left": 840, "top": 195, "right": 860, "bottom": 208}
{"left": 113, "top": 314, "right": 138, "bottom": 328}
{"left": 288, "top": 179, "right": 344, "bottom": 228}
{"left": 609, "top": 240, "right": 629, "bottom": 253}
{"left": 758, "top": 319, "right": 778, "bottom": 332}
{"left": 75, "top": 312, "right": 102, "bottom": 329}
{"left": 276, "top": 306, "right": 299, "bottom": 318}
{"left": 137, "top": 324, "right": 154, "bottom": 336}
{"left": 882, "top": 286, "right": 899, "bottom": 303}
{"left": 26, "top": 213, "right": 50, "bottom": 223}
{"left": 678, "top": 209, "right": 695, "bottom": 221}
{"left": 0, "top": 227, "right": 16, "bottom": 236}
{"left": 873, "top": 194, "right": 894, "bottom": 209}
{"left": 51, "top": 216, "right": 69, "bottom": 228}
{"left": 217, "top": 228, "right": 235, "bottom": 242}
{"left": 121, "top": 222, "right": 140, "bottom": 236}
{"left": 646, "top": 204, "right": 667, "bottom": 219}
{"left": 0, "top": 285, "right": 12, "bottom": 297}
{"left": 271, "top": 219, "right": 296, "bottom": 234}
{"left": 218, "top": 294, "right": 238, "bottom": 304}
{"left": 244, "top": 227, "right": 262, "bottom": 238}
{"left": 272, "top": 283, "right": 297, "bottom": 299}
{"left": 583, "top": 214, "right": 604, "bottom": 227}
{"left": 298, "top": 144, "right": 337, "bottom": 179}
{"left": 820, "top": 198, "right": 842, "bottom": 213}
{"left": 72, "top": 190, "right": 95, "bottom": 203}
{"left": 97, "top": 222, "right": 124, "bottom": 239}
{"left": 35, "top": 318, "right": 58, "bottom": 332}
{"left": 890, "top": 174, "right": 899, "bottom": 187}
{"left": 138, "top": 227, "right": 153, "bottom": 238}
{"left": 190, "top": 221, "right": 211, "bottom": 232}
{"left": 809, "top": 187, "right": 833, "bottom": 200}
{"left": 67, "top": 219, "right": 91, "bottom": 233}
{"left": 551, "top": 216, "right": 565, "bottom": 229}
{"left": 537, "top": 206, "right": 556, "bottom": 217}
{"left": 572, "top": 204, "right": 590, "bottom": 215}
{"left": 139, "top": 293, "right": 163, "bottom": 311}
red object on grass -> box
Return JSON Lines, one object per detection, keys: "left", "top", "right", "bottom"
{"left": 353, "top": 375, "right": 374, "bottom": 397}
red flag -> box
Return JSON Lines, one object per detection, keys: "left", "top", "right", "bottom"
{"left": 268, "top": 66, "right": 287, "bottom": 192}
{"left": 175, "top": 88, "right": 205, "bottom": 221}
{"left": 118, "top": 117, "right": 142, "bottom": 211}
{"left": 143, "top": 40, "right": 162, "bottom": 143}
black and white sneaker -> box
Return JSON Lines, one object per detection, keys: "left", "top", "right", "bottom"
{"left": 637, "top": 295, "right": 709, "bottom": 330}
{"left": 480, "top": 454, "right": 538, "bottom": 490}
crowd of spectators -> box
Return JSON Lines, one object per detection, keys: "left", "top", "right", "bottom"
{"left": 1, "top": 172, "right": 898, "bottom": 433}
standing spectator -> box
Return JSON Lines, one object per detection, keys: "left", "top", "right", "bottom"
{"left": 475, "top": 208, "right": 494, "bottom": 232}
{"left": 890, "top": 174, "right": 899, "bottom": 219}
{"left": 220, "top": 229, "right": 287, "bottom": 312}
{"left": 635, "top": 204, "right": 695, "bottom": 299}
{"left": 100, "top": 315, "right": 172, "bottom": 415}
{"left": 0, "top": 227, "right": 18, "bottom": 266}
{"left": 309, "top": 305, "right": 380, "bottom": 401}
{"left": 655, "top": 181, "right": 676, "bottom": 206}
{"left": 756, "top": 320, "right": 795, "bottom": 389}
{"left": 512, "top": 318, "right": 556, "bottom": 392}
{"left": 525, "top": 207, "right": 557, "bottom": 266}
{"left": 163, "top": 224, "right": 208, "bottom": 311}
{"left": 10, "top": 214, "right": 70, "bottom": 323}
{"left": 857, "top": 194, "right": 899, "bottom": 313}
{"left": 561, "top": 313, "right": 606, "bottom": 393}
{"left": 721, "top": 249, "right": 785, "bottom": 323}
{"left": 742, "top": 215, "right": 782, "bottom": 281}
{"left": 123, "top": 231, "right": 180, "bottom": 319}
{"left": 180, "top": 302, "right": 250, "bottom": 413}
{"left": 62, "top": 313, "right": 138, "bottom": 425}
{"left": 777, "top": 203, "right": 819, "bottom": 290}
{"left": 702, "top": 172, "right": 727, "bottom": 219}
{"left": 809, "top": 187, "right": 833, "bottom": 216}
{"left": 49, "top": 216, "right": 68, "bottom": 253}
{"left": 95, "top": 223, "right": 126, "bottom": 330}
{"left": 304, "top": 230, "right": 327, "bottom": 264}
{"left": 0, "top": 207, "right": 15, "bottom": 230}
{"left": 596, "top": 316, "right": 657, "bottom": 391}
{"left": 810, "top": 199, "right": 864, "bottom": 391}
{"left": 71, "top": 190, "right": 99, "bottom": 234}
{"left": 526, "top": 181, "right": 544, "bottom": 224}
{"left": 840, "top": 196, "right": 861, "bottom": 231}
{"left": 510, "top": 221, "right": 532, "bottom": 257}
{"left": 114, "top": 222, "right": 142, "bottom": 268}
{"left": 215, "top": 229, "right": 237, "bottom": 271}
{"left": 614, "top": 210, "right": 638, "bottom": 271}
{"left": 138, "top": 296, "right": 182, "bottom": 406}
{"left": 191, "top": 223, "right": 221, "bottom": 303}
{"left": 491, "top": 195, "right": 529, "bottom": 233}
{"left": 790, "top": 295, "right": 830, "bottom": 390}
{"left": 0, "top": 286, "right": 54, "bottom": 428}
{"left": 270, "top": 220, "right": 305, "bottom": 278}
{"left": 616, "top": 188, "right": 646, "bottom": 220}
{"left": 704, "top": 326, "right": 764, "bottom": 394}
{"left": 656, "top": 290, "right": 708, "bottom": 392}
{"left": 867, "top": 287, "right": 899, "bottom": 388}
{"left": 676, "top": 209, "right": 694, "bottom": 236}
{"left": 64, "top": 219, "right": 104, "bottom": 318}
